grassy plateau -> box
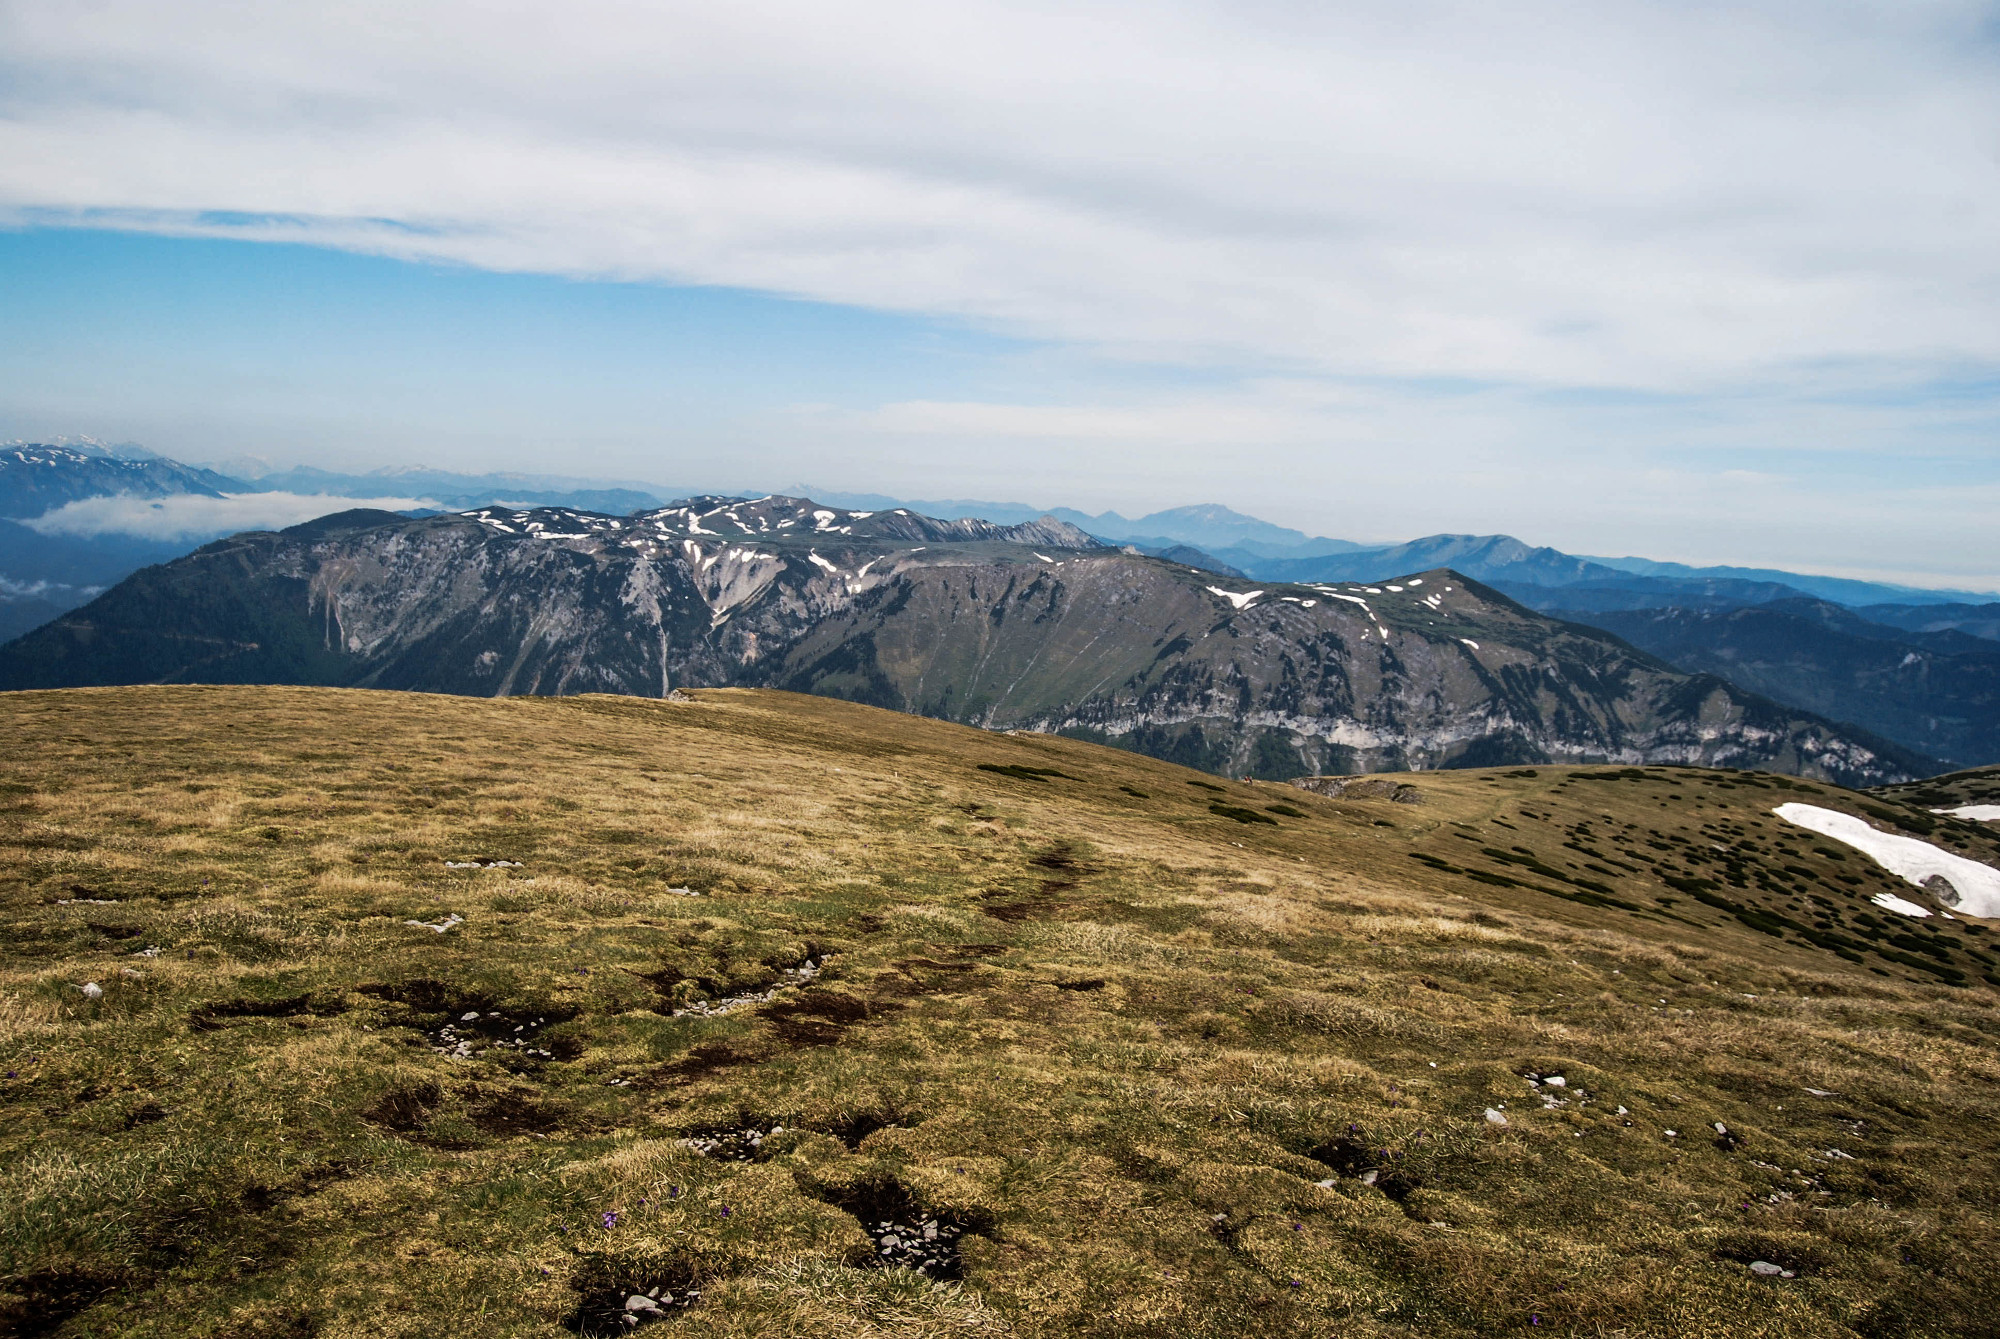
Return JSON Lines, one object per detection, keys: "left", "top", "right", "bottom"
{"left": 2, "top": 685, "right": 1998, "bottom": 1338}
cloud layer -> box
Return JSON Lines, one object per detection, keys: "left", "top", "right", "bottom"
{"left": 3, "top": 0, "right": 1997, "bottom": 390}
{"left": 2, "top": 2, "right": 1997, "bottom": 584}
{"left": 25, "top": 492, "right": 432, "bottom": 542}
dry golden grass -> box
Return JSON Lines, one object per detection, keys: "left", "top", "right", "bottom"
{"left": 0, "top": 685, "right": 1996, "bottom": 1337}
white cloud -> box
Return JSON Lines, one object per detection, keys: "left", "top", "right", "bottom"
{"left": 1, "top": 1, "right": 1997, "bottom": 389}
{"left": 24, "top": 492, "right": 432, "bottom": 542}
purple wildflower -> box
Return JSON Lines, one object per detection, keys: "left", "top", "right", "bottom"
{"left": 601, "top": 1212, "right": 618, "bottom": 1229}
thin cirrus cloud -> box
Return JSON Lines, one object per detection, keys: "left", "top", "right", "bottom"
{"left": 1, "top": 0, "right": 1996, "bottom": 388}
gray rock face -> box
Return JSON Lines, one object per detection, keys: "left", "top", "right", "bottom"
{"left": 0, "top": 497, "right": 1936, "bottom": 785}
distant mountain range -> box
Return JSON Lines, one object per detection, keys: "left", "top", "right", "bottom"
{"left": 0, "top": 445, "right": 1993, "bottom": 774}
{"left": 1566, "top": 600, "right": 2000, "bottom": 770}
{"left": 0, "top": 496, "right": 1935, "bottom": 785}
{"left": 221, "top": 462, "right": 675, "bottom": 515}
{"left": 0, "top": 443, "right": 239, "bottom": 518}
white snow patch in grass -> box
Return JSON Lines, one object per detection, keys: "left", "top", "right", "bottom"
{"left": 1034, "top": 552, "right": 1059, "bottom": 564}
{"left": 807, "top": 551, "right": 839, "bottom": 573}
{"left": 1461, "top": 639, "right": 1480, "bottom": 650}
{"left": 1871, "top": 892, "right": 1933, "bottom": 919}
{"left": 1386, "top": 584, "right": 1404, "bottom": 592}
{"left": 1205, "top": 586, "right": 1263, "bottom": 610}
{"left": 1774, "top": 803, "right": 2000, "bottom": 918}
{"left": 1937, "top": 805, "right": 2000, "bottom": 822}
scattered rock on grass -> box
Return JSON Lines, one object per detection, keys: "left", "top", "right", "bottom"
{"left": 678, "top": 1124, "right": 784, "bottom": 1161}
{"left": 671, "top": 957, "right": 824, "bottom": 1019}
{"left": 405, "top": 914, "right": 464, "bottom": 934}
{"left": 429, "top": 1010, "right": 557, "bottom": 1060}
{"left": 565, "top": 1275, "right": 701, "bottom": 1335}
{"left": 870, "top": 1215, "right": 963, "bottom": 1275}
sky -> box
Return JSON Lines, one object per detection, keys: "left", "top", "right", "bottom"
{"left": 1, "top": 0, "right": 1998, "bottom": 587}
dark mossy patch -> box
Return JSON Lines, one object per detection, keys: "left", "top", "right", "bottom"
{"left": 976, "top": 763, "right": 1075, "bottom": 782}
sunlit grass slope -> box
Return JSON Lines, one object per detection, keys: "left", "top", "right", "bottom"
{"left": 2, "top": 685, "right": 1997, "bottom": 1338}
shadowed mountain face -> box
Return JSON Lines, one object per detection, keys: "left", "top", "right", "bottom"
{"left": 1576, "top": 600, "right": 2000, "bottom": 770}
{"left": 0, "top": 498, "right": 1935, "bottom": 784}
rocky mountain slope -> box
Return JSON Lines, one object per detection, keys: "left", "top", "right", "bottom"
{"left": 1574, "top": 601, "right": 2000, "bottom": 769}
{"left": 1, "top": 685, "right": 1997, "bottom": 1336}
{"left": 0, "top": 497, "right": 1936, "bottom": 785}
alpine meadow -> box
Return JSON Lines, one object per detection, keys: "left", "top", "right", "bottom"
{"left": 5, "top": 686, "right": 2000, "bottom": 1336}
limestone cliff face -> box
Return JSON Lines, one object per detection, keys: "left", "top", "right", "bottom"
{"left": 0, "top": 497, "right": 1936, "bottom": 785}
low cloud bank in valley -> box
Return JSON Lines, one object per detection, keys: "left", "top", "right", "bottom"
{"left": 24, "top": 492, "right": 434, "bottom": 542}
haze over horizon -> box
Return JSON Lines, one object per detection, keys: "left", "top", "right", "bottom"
{"left": 2, "top": 1, "right": 1996, "bottom": 587}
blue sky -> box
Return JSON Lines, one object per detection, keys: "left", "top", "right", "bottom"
{"left": 2, "top": 1, "right": 1998, "bottom": 587}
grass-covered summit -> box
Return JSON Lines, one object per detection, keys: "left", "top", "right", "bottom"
{"left": 2, "top": 686, "right": 1996, "bottom": 1337}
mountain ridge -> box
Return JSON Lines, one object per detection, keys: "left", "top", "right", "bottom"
{"left": 0, "top": 497, "right": 1937, "bottom": 786}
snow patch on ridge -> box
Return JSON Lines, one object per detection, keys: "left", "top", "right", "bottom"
{"left": 1206, "top": 586, "right": 1263, "bottom": 610}
{"left": 1774, "top": 803, "right": 2000, "bottom": 919}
